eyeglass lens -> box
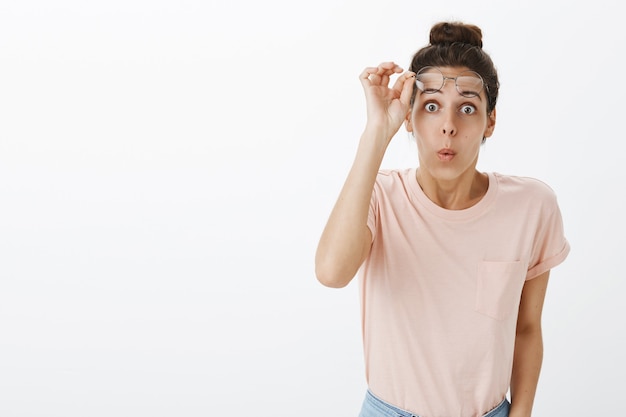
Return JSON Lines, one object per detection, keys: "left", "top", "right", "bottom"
{"left": 416, "top": 68, "right": 483, "bottom": 97}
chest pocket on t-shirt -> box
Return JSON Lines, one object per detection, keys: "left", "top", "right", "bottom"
{"left": 475, "top": 261, "right": 526, "bottom": 320}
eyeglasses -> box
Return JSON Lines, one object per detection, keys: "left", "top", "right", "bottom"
{"left": 415, "top": 66, "right": 486, "bottom": 98}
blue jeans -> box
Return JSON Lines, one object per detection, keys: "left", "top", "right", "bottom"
{"left": 358, "top": 389, "right": 510, "bottom": 417}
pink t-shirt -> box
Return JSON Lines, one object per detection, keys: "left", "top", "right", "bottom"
{"left": 360, "top": 168, "right": 570, "bottom": 417}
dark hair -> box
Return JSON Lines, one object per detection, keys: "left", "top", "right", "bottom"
{"left": 409, "top": 22, "right": 499, "bottom": 114}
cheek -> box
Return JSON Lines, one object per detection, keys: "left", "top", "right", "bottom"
{"left": 413, "top": 112, "right": 435, "bottom": 133}
{"left": 458, "top": 116, "right": 489, "bottom": 134}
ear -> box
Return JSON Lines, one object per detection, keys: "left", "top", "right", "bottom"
{"left": 483, "top": 108, "right": 497, "bottom": 138}
{"left": 404, "top": 110, "right": 413, "bottom": 134}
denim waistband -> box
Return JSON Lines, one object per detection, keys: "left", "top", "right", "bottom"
{"left": 361, "top": 389, "right": 510, "bottom": 417}
{"left": 363, "top": 390, "right": 416, "bottom": 417}
{"left": 482, "top": 397, "right": 509, "bottom": 417}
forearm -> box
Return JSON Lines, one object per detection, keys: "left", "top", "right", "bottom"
{"left": 315, "top": 127, "right": 390, "bottom": 288}
{"left": 509, "top": 327, "right": 543, "bottom": 417}
{"left": 316, "top": 62, "right": 414, "bottom": 288}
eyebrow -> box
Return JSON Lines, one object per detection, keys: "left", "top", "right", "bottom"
{"left": 419, "top": 90, "right": 483, "bottom": 101}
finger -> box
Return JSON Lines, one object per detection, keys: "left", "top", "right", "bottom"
{"left": 376, "top": 62, "right": 403, "bottom": 74}
{"left": 360, "top": 66, "right": 379, "bottom": 79}
{"left": 361, "top": 63, "right": 402, "bottom": 79}
{"left": 359, "top": 66, "right": 379, "bottom": 86}
{"left": 376, "top": 63, "right": 402, "bottom": 81}
{"left": 360, "top": 69, "right": 386, "bottom": 88}
{"left": 380, "top": 62, "right": 404, "bottom": 86}
{"left": 391, "top": 71, "right": 414, "bottom": 92}
{"left": 360, "top": 63, "right": 403, "bottom": 87}
{"left": 399, "top": 72, "right": 416, "bottom": 107}
{"left": 380, "top": 73, "right": 390, "bottom": 87}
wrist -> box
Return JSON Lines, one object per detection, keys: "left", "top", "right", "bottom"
{"left": 362, "top": 123, "right": 397, "bottom": 145}
{"left": 509, "top": 404, "right": 532, "bottom": 417}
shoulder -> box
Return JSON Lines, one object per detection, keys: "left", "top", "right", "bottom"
{"left": 377, "top": 168, "right": 411, "bottom": 179}
{"left": 369, "top": 169, "right": 416, "bottom": 208}
{"left": 491, "top": 173, "right": 564, "bottom": 220}
{"left": 372, "top": 168, "right": 415, "bottom": 198}
{"left": 375, "top": 168, "right": 413, "bottom": 187}
{"left": 493, "top": 173, "right": 559, "bottom": 203}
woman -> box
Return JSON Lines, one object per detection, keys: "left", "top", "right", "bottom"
{"left": 315, "top": 22, "right": 570, "bottom": 417}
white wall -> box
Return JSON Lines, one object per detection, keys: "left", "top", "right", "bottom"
{"left": 0, "top": 0, "right": 622, "bottom": 415}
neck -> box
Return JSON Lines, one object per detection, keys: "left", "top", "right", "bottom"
{"left": 416, "top": 168, "right": 489, "bottom": 210}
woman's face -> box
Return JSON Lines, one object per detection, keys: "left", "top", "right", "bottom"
{"left": 406, "top": 66, "right": 496, "bottom": 182}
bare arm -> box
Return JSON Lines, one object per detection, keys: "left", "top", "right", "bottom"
{"left": 509, "top": 270, "right": 550, "bottom": 417}
{"left": 315, "top": 62, "right": 415, "bottom": 288}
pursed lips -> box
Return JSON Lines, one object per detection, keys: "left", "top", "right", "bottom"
{"left": 437, "top": 148, "right": 456, "bottom": 161}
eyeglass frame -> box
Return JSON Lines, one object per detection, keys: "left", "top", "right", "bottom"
{"left": 415, "top": 66, "right": 488, "bottom": 98}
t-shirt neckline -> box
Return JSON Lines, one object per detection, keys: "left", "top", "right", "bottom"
{"left": 406, "top": 168, "right": 498, "bottom": 221}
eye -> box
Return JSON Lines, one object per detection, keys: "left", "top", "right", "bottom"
{"left": 460, "top": 104, "right": 476, "bottom": 115}
{"left": 424, "top": 102, "right": 439, "bottom": 112}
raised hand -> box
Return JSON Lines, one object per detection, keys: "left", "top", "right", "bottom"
{"left": 359, "top": 62, "right": 415, "bottom": 141}
{"left": 316, "top": 63, "right": 415, "bottom": 289}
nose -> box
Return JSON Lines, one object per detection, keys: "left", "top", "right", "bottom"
{"left": 441, "top": 110, "right": 456, "bottom": 136}
{"left": 442, "top": 126, "right": 455, "bottom": 135}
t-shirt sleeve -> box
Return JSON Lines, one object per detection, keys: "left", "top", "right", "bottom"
{"left": 367, "top": 179, "right": 380, "bottom": 243}
{"left": 526, "top": 188, "right": 570, "bottom": 280}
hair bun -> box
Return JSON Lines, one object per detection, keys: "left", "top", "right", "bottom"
{"left": 429, "top": 22, "right": 483, "bottom": 48}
